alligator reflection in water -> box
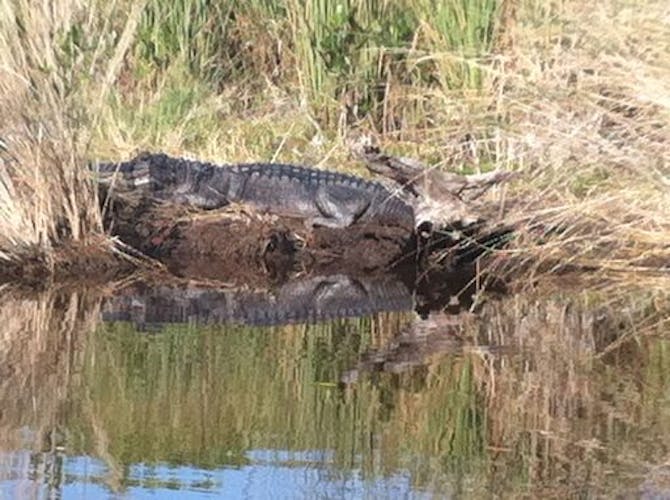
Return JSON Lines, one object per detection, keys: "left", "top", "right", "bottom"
{"left": 101, "top": 268, "right": 502, "bottom": 387}
{"left": 102, "top": 274, "right": 416, "bottom": 328}
{"left": 101, "top": 263, "right": 500, "bottom": 329}
{"left": 340, "top": 311, "right": 491, "bottom": 385}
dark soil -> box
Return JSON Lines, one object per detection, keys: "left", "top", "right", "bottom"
{"left": 104, "top": 198, "right": 416, "bottom": 284}
{"left": 0, "top": 192, "right": 512, "bottom": 289}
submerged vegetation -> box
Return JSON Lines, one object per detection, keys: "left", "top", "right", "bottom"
{"left": 0, "top": 0, "right": 668, "bottom": 281}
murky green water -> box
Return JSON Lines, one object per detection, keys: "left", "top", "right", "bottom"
{"left": 0, "top": 279, "right": 668, "bottom": 498}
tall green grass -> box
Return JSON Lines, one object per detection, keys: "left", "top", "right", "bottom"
{"left": 94, "top": 0, "right": 503, "bottom": 174}
{"left": 415, "top": 0, "right": 500, "bottom": 90}
{"left": 130, "top": 0, "right": 500, "bottom": 125}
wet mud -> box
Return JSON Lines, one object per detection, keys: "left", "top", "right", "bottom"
{"left": 103, "top": 194, "right": 417, "bottom": 284}
{"left": 0, "top": 238, "right": 136, "bottom": 288}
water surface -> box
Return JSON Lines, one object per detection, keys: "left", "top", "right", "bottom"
{"left": 0, "top": 278, "right": 668, "bottom": 498}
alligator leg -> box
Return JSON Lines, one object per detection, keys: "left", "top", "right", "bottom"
{"left": 307, "top": 186, "right": 370, "bottom": 228}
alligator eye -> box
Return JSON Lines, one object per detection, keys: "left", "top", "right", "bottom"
{"left": 292, "top": 234, "right": 306, "bottom": 249}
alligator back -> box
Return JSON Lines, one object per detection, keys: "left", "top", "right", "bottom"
{"left": 228, "top": 162, "right": 414, "bottom": 227}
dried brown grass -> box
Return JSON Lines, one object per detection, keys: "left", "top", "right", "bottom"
{"left": 487, "top": 0, "right": 670, "bottom": 276}
{"left": 365, "top": 1, "right": 669, "bottom": 282}
{"left": 0, "top": 0, "right": 104, "bottom": 264}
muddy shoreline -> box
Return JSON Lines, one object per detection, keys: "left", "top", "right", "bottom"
{"left": 0, "top": 205, "right": 506, "bottom": 307}
{"left": 1, "top": 171, "right": 514, "bottom": 291}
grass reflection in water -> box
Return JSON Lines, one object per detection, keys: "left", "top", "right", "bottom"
{"left": 0, "top": 284, "right": 668, "bottom": 497}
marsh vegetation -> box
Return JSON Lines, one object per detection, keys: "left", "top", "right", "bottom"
{"left": 0, "top": 0, "right": 667, "bottom": 276}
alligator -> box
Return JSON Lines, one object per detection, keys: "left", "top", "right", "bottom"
{"left": 94, "top": 152, "right": 414, "bottom": 229}
{"left": 101, "top": 274, "right": 413, "bottom": 328}
{"left": 357, "top": 144, "right": 517, "bottom": 201}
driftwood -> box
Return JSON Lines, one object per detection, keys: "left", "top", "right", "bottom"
{"left": 353, "top": 143, "right": 517, "bottom": 231}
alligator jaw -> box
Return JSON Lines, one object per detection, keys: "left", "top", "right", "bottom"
{"left": 355, "top": 145, "right": 424, "bottom": 198}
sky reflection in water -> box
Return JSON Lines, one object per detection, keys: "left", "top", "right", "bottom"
{"left": 0, "top": 449, "right": 434, "bottom": 499}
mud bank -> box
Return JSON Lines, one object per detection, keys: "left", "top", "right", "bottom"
{"left": 103, "top": 182, "right": 518, "bottom": 282}
{"left": 0, "top": 205, "right": 509, "bottom": 288}
{"left": 101, "top": 191, "right": 418, "bottom": 283}
{"left": 0, "top": 173, "right": 510, "bottom": 288}
{"left": 0, "top": 238, "right": 137, "bottom": 288}
{"left": 166, "top": 217, "right": 416, "bottom": 280}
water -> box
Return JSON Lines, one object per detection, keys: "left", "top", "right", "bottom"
{"left": 0, "top": 452, "right": 429, "bottom": 499}
{"left": 0, "top": 278, "right": 668, "bottom": 498}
